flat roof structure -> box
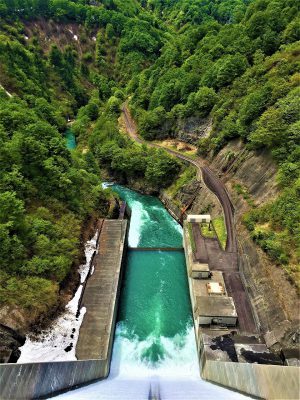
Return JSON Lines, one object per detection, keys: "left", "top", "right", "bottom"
{"left": 195, "top": 296, "right": 237, "bottom": 319}
{"left": 187, "top": 214, "right": 211, "bottom": 223}
{"left": 207, "top": 281, "right": 225, "bottom": 295}
{"left": 191, "top": 271, "right": 226, "bottom": 298}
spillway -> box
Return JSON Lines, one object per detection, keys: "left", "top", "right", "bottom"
{"left": 54, "top": 185, "right": 247, "bottom": 399}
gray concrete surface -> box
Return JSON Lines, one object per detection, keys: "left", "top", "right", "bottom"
{"left": 202, "top": 360, "right": 300, "bottom": 399}
{"left": 76, "top": 219, "right": 127, "bottom": 360}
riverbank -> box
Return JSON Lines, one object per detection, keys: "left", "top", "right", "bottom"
{"left": 0, "top": 218, "right": 128, "bottom": 399}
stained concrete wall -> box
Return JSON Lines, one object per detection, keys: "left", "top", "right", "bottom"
{"left": 159, "top": 192, "right": 182, "bottom": 223}
{"left": 0, "top": 359, "right": 107, "bottom": 399}
{"left": 202, "top": 359, "right": 300, "bottom": 399}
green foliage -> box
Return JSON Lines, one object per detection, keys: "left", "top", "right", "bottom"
{"left": 186, "top": 86, "right": 217, "bottom": 117}
{"left": 0, "top": 271, "right": 58, "bottom": 314}
{"left": 89, "top": 112, "right": 181, "bottom": 190}
{"left": 0, "top": 0, "right": 299, "bottom": 316}
{"left": 166, "top": 166, "right": 197, "bottom": 198}
{"left": 139, "top": 107, "right": 167, "bottom": 139}
{"left": 212, "top": 216, "right": 227, "bottom": 249}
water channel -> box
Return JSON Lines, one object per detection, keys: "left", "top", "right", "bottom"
{"left": 65, "top": 128, "right": 76, "bottom": 150}
{"left": 55, "top": 184, "right": 246, "bottom": 399}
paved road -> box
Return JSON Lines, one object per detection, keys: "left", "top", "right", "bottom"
{"left": 122, "top": 105, "right": 257, "bottom": 334}
{"left": 122, "top": 105, "right": 236, "bottom": 252}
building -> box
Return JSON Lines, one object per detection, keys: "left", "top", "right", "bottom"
{"left": 195, "top": 296, "right": 238, "bottom": 326}
{"left": 187, "top": 214, "right": 211, "bottom": 223}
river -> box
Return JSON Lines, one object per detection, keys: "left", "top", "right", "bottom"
{"left": 65, "top": 128, "right": 76, "bottom": 150}
{"left": 54, "top": 184, "right": 246, "bottom": 399}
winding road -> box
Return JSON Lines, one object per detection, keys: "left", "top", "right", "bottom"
{"left": 121, "top": 105, "right": 257, "bottom": 334}
{"left": 121, "top": 105, "right": 236, "bottom": 253}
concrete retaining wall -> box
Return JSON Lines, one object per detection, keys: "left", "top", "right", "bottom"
{"left": 0, "top": 359, "right": 107, "bottom": 399}
{"left": 159, "top": 192, "right": 182, "bottom": 223}
{"left": 202, "top": 360, "right": 300, "bottom": 399}
{"left": 0, "top": 220, "right": 129, "bottom": 400}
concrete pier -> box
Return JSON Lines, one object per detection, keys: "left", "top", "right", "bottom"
{"left": 76, "top": 219, "right": 127, "bottom": 362}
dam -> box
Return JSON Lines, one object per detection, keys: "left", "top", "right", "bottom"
{"left": 54, "top": 184, "right": 246, "bottom": 399}
{"left": 1, "top": 184, "right": 298, "bottom": 399}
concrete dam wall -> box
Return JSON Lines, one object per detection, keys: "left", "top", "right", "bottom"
{"left": 0, "top": 359, "right": 108, "bottom": 399}
{"left": 0, "top": 219, "right": 128, "bottom": 400}
{"left": 202, "top": 360, "right": 300, "bottom": 400}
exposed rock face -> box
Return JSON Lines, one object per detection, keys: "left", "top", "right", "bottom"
{"left": 170, "top": 138, "right": 299, "bottom": 350}
{"left": 0, "top": 324, "right": 25, "bottom": 363}
{"left": 173, "top": 116, "right": 212, "bottom": 145}
{"left": 209, "top": 139, "right": 279, "bottom": 210}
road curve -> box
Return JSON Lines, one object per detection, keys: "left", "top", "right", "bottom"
{"left": 121, "top": 105, "right": 237, "bottom": 253}
{"left": 122, "top": 105, "right": 257, "bottom": 333}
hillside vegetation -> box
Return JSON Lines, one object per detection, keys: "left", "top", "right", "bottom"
{"left": 0, "top": 0, "right": 299, "bottom": 319}
{"left": 0, "top": 0, "right": 182, "bottom": 319}
{"left": 128, "top": 0, "right": 300, "bottom": 285}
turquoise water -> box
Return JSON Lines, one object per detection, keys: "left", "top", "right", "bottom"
{"left": 55, "top": 184, "right": 247, "bottom": 399}
{"left": 112, "top": 184, "right": 192, "bottom": 366}
{"left": 112, "top": 185, "right": 182, "bottom": 248}
{"left": 65, "top": 129, "right": 76, "bottom": 149}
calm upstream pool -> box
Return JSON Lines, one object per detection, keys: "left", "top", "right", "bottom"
{"left": 55, "top": 185, "right": 246, "bottom": 399}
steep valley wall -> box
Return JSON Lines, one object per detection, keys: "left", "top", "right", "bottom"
{"left": 169, "top": 138, "right": 299, "bottom": 350}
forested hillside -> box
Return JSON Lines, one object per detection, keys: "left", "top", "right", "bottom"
{"left": 0, "top": 0, "right": 181, "bottom": 321}
{"left": 0, "top": 0, "right": 299, "bottom": 322}
{"left": 129, "top": 0, "right": 300, "bottom": 286}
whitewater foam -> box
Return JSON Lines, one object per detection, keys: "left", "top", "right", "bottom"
{"left": 53, "top": 324, "right": 248, "bottom": 399}
{"left": 17, "top": 232, "right": 98, "bottom": 363}
{"left": 128, "top": 200, "right": 147, "bottom": 247}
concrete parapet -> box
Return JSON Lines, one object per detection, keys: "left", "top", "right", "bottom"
{"left": 202, "top": 360, "right": 300, "bottom": 399}
{"left": 0, "top": 359, "right": 108, "bottom": 399}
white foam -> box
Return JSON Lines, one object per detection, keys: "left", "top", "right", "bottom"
{"left": 53, "top": 325, "right": 249, "bottom": 399}
{"left": 17, "top": 232, "right": 98, "bottom": 363}
{"left": 110, "top": 324, "right": 200, "bottom": 379}
{"left": 101, "top": 182, "right": 114, "bottom": 189}
{"left": 128, "top": 200, "right": 149, "bottom": 247}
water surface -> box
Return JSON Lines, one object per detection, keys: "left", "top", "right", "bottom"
{"left": 55, "top": 185, "right": 247, "bottom": 399}
{"left": 65, "top": 129, "right": 76, "bottom": 150}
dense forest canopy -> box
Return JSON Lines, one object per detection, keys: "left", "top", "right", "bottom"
{"left": 0, "top": 0, "right": 299, "bottom": 315}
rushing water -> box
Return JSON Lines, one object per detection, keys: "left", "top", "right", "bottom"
{"left": 55, "top": 185, "right": 247, "bottom": 399}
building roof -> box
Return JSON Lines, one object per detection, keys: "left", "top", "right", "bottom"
{"left": 192, "top": 271, "right": 226, "bottom": 297}
{"left": 195, "top": 296, "right": 237, "bottom": 318}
